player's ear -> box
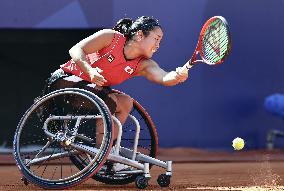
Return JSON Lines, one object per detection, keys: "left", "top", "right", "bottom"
{"left": 135, "top": 30, "right": 144, "bottom": 41}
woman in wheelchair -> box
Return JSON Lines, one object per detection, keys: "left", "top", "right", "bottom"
{"left": 47, "top": 16, "right": 188, "bottom": 141}
{"left": 14, "top": 16, "right": 187, "bottom": 189}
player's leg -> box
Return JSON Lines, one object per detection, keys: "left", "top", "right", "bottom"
{"left": 94, "top": 93, "right": 133, "bottom": 146}
{"left": 106, "top": 93, "right": 134, "bottom": 171}
{"left": 109, "top": 93, "right": 133, "bottom": 126}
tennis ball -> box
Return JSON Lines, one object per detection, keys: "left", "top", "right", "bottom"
{"left": 232, "top": 137, "right": 245, "bottom": 150}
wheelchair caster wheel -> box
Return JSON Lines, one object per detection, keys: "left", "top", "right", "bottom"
{"left": 157, "top": 174, "right": 171, "bottom": 187}
{"left": 21, "top": 177, "right": 29, "bottom": 186}
{"left": 135, "top": 176, "right": 149, "bottom": 189}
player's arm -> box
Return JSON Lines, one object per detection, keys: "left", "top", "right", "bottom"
{"left": 68, "top": 29, "right": 115, "bottom": 85}
{"left": 137, "top": 59, "right": 188, "bottom": 86}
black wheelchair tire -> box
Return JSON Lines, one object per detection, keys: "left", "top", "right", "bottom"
{"left": 13, "top": 88, "right": 113, "bottom": 189}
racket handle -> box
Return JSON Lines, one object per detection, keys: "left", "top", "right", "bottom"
{"left": 180, "top": 61, "right": 193, "bottom": 75}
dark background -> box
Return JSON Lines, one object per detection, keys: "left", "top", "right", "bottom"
{"left": 0, "top": 29, "right": 100, "bottom": 146}
{"left": 1, "top": 0, "right": 284, "bottom": 150}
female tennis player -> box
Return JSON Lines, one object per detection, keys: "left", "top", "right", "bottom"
{"left": 48, "top": 16, "right": 188, "bottom": 130}
{"left": 45, "top": 16, "right": 188, "bottom": 171}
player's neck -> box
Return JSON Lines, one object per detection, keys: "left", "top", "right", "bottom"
{"left": 123, "top": 41, "right": 142, "bottom": 60}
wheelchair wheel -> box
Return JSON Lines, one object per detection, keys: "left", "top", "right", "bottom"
{"left": 13, "top": 88, "right": 113, "bottom": 189}
{"left": 71, "top": 90, "right": 158, "bottom": 185}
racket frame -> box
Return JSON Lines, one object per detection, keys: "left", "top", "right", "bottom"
{"left": 185, "top": 16, "right": 231, "bottom": 70}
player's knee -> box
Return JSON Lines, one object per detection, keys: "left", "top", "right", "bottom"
{"left": 117, "top": 94, "right": 133, "bottom": 113}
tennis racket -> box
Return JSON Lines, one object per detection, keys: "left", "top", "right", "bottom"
{"left": 181, "top": 16, "right": 231, "bottom": 74}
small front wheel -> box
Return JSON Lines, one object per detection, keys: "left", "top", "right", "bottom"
{"left": 135, "top": 176, "right": 149, "bottom": 189}
{"left": 157, "top": 174, "right": 171, "bottom": 187}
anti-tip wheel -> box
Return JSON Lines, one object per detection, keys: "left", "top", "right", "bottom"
{"left": 135, "top": 176, "right": 149, "bottom": 189}
{"left": 157, "top": 174, "right": 171, "bottom": 187}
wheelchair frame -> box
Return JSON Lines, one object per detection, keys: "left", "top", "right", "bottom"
{"left": 13, "top": 88, "right": 172, "bottom": 189}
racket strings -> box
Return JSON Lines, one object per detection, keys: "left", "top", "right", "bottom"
{"left": 202, "top": 19, "right": 230, "bottom": 63}
{"left": 203, "top": 24, "right": 228, "bottom": 59}
{"left": 203, "top": 25, "right": 228, "bottom": 52}
{"left": 203, "top": 34, "right": 228, "bottom": 62}
{"left": 204, "top": 26, "right": 228, "bottom": 52}
{"left": 203, "top": 32, "right": 229, "bottom": 61}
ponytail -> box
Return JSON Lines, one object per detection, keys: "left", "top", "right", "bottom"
{"left": 113, "top": 18, "right": 133, "bottom": 38}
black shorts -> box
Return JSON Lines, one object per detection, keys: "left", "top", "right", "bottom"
{"left": 44, "top": 69, "right": 117, "bottom": 114}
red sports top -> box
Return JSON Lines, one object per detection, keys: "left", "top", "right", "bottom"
{"left": 61, "top": 32, "right": 145, "bottom": 86}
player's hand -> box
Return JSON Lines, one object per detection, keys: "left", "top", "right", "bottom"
{"left": 175, "top": 67, "right": 189, "bottom": 83}
{"left": 88, "top": 67, "right": 107, "bottom": 86}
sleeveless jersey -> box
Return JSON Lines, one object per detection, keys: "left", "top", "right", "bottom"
{"left": 61, "top": 32, "right": 144, "bottom": 86}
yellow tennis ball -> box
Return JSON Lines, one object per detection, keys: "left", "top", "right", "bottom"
{"left": 232, "top": 137, "right": 245, "bottom": 150}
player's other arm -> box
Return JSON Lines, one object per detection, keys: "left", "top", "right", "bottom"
{"left": 137, "top": 59, "right": 188, "bottom": 86}
{"left": 68, "top": 29, "right": 115, "bottom": 86}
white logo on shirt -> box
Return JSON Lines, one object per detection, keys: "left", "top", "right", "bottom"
{"left": 124, "top": 66, "right": 134, "bottom": 74}
{"left": 107, "top": 54, "right": 115, "bottom": 63}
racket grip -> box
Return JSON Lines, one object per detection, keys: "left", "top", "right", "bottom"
{"left": 180, "top": 61, "right": 193, "bottom": 75}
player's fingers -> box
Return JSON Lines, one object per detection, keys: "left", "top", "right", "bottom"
{"left": 91, "top": 78, "right": 106, "bottom": 85}
{"left": 176, "top": 73, "right": 188, "bottom": 83}
{"left": 176, "top": 73, "right": 188, "bottom": 80}
{"left": 95, "top": 81, "right": 104, "bottom": 86}
{"left": 101, "top": 78, "right": 108, "bottom": 83}
{"left": 95, "top": 76, "right": 107, "bottom": 83}
{"left": 92, "top": 73, "right": 107, "bottom": 82}
{"left": 180, "top": 72, "right": 188, "bottom": 77}
{"left": 176, "top": 67, "right": 188, "bottom": 75}
{"left": 96, "top": 73, "right": 107, "bottom": 82}
{"left": 176, "top": 69, "right": 188, "bottom": 77}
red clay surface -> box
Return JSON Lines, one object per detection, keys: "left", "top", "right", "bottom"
{"left": 1, "top": 148, "right": 284, "bottom": 191}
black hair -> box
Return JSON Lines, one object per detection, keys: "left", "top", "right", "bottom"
{"left": 113, "top": 16, "right": 161, "bottom": 40}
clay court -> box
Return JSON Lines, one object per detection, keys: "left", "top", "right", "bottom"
{"left": 1, "top": 148, "right": 284, "bottom": 191}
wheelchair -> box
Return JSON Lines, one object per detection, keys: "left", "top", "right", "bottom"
{"left": 13, "top": 88, "right": 172, "bottom": 189}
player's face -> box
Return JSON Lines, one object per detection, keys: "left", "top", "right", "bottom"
{"left": 140, "top": 27, "right": 163, "bottom": 58}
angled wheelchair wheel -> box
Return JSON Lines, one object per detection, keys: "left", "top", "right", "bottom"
{"left": 13, "top": 88, "right": 113, "bottom": 189}
{"left": 71, "top": 90, "right": 158, "bottom": 185}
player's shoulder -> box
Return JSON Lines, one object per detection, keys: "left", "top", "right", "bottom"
{"left": 95, "top": 29, "right": 124, "bottom": 38}
{"left": 94, "top": 29, "right": 115, "bottom": 38}
{"left": 141, "top": 58, "right": 158, "bottom": 67}
{"left": 91, "top": 29, "right": 124, "bottom": 45}
{"left": 139, "top": 58, "right": 159, "bottom": 72}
